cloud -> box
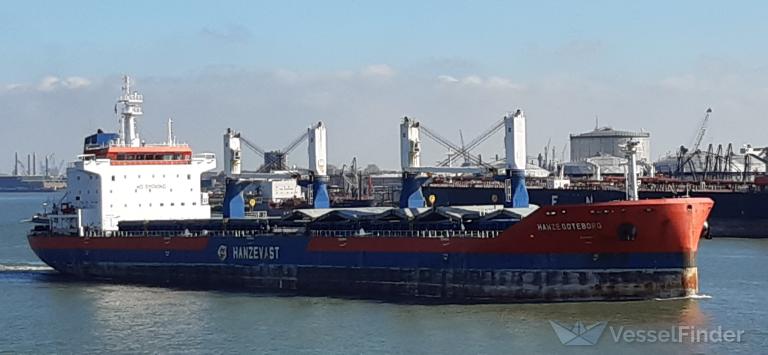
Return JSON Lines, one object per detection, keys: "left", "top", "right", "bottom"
{"left": 437, "top": 75, "right": 459, "bottom": 83}
{"left": 360, "top": 64, "right": 396, "bottom": 78}
{"left": 1, "top": 75, "right": 92, "bottom": 93}
{"left": 658, "top": 75, "right": 703, "bottom": 91}
{"left": 200, "top": 24, "right": 252, "bottom": 43}
{"left": 37, "top": 76, "right": 60, "bottom": 92}
{"left": 437, "top": 74, "right": 525, "bottom": 90}
{"left": 61, "top": 76, "right": 92, "bottom": 89}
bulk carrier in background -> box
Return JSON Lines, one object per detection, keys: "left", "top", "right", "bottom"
{"left": 27, "top": 76, "right": 713, "bottom": 303}
{"left": 0, "top": 153, "right": 66, "bottom": 192}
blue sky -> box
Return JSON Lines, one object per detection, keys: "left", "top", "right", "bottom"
{"left": 2, "top": 1, "right": 767, "bottom": 172}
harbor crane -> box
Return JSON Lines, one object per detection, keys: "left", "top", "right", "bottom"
{"left": 676, "top": 108, "right": 713, "bottom": 180}
{"left": 691, "top": 108, "right": 713, "bottom": 153}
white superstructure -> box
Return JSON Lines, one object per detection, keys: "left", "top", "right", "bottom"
{"left": 52, "top": 76, "right": 216, "bottom": 233}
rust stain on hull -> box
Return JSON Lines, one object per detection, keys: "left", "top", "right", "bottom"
{"left": 50, "top": 262, "right": 700, "bottom": 303}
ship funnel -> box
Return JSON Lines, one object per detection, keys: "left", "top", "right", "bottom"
{"left": 503, "top": 109, "right": 529, "bottom": 207}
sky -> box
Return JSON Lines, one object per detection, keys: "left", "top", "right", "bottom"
{"left": 2, "top": 0, "right": 767, "bottom": 173}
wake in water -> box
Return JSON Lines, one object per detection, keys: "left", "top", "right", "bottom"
{"left": 653, "top": 293, "right": 713, "bottom": 301}
{"left": 0, "top": 263, "right": 54, "bottom": 272}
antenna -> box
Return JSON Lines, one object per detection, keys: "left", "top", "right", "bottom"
{"left": 117, "top": 75, "right": 144, "bottom": 147}
{"left": 167, "top": 117, "right": 174, "bottom": 145}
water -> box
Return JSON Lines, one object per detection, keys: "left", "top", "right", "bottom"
{"left": 1, "top": 193, "right": 766, "bottom": 354}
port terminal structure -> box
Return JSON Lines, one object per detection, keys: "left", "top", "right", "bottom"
{"left": 400, "top": 110, "right": 529, "bottom": 209}
{"left": 222, "top": 122, "right": 329, "bottom": 217}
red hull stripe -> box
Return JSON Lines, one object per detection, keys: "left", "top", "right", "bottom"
{"left": 29, "top": 198, "right": 712, "bottom": 256}
{"left": 29, "top": 236, "right": 209, "bottom": 251}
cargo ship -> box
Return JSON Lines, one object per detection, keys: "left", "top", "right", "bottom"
{"left": 0, "top": 175, "right": 65, "bottom": 192}
{"left": 27, "top": 77, "right": 713, "bottom": 303}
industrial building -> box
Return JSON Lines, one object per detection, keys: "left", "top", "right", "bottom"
{"left": 564, "top": 127, "right": 652, "bottom": 177}
{"left": 570, "top": 127, "right": 651, "bottom": 162}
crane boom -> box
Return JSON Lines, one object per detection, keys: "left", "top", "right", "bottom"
{"left": 437, "top": 119, "right": 504, "bottom": 166}
{"left": 239, "top": 135, "right": 266, "bottom": 157}
{"left": 281, "top": 130, "right": 310, "bottom": 155}
{"left": 691, "top": 108, "right": 712, "bottom": 153}
{"left": 421, "top": 124, "right": 490, "bottom": 168}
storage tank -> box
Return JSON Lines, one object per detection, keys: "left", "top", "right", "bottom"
{"left": 570, "top": 127, "right": 651, "bottom": 162}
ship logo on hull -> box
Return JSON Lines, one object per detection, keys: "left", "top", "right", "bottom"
{"left": 217, "top": 245, "right": 227, "bottom": 261}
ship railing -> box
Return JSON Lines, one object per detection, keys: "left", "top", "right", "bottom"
{"left": 87, "top": 227, "right": 302, "bottom": 238}
{"left": 308, "top": 229, "right": 501, "bottom": 239}
{"left": 193, "top": 153, "right": 216, "bottom": 160}
{"left": 77, "top": 228, "right": 501, "bottom": 239}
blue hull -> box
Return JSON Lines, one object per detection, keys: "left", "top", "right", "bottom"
{"left": 31, "top": 235, "right": 698, "bottom": 302}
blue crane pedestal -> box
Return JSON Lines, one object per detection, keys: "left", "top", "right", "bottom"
{"left": 504, "top": 169, "right": 529, "bottom": 208}
{"left": 311, "top": 176, "right": 330, "bottom": 209}
{"left": 399, "top": 172, "right": 430, "bottom": 208}
{"left": 223, "top": 179, "right": 249, "bottom": 218}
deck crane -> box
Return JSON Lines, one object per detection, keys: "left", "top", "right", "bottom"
{"left": 436, "top": 119, "right": 505, "bottom": 167}
{"left": 233, "top": 129, "right": 311, "bottom": 173}
{"left": 399, "top": 110, "right": 528, "bottom": 208}
{"left": 419, "top": 124, "right": 498, "bottom": 171}
{"left": 222, "top": 122, "right": 329, "bottom": 217}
